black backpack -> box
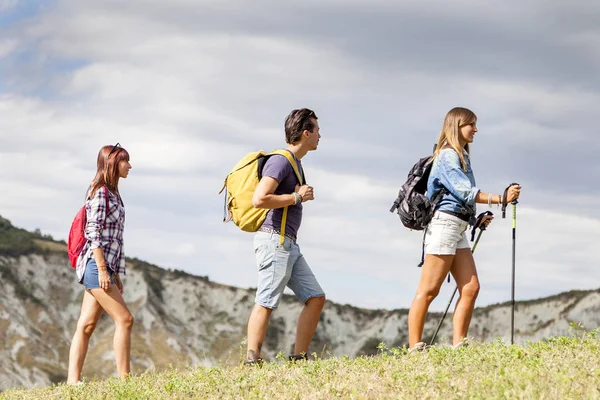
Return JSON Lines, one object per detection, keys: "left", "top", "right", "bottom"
{"left": 389, "top": 155, "right": 445, "bottom": 231}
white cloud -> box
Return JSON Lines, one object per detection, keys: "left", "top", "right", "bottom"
{"left": 0, "top": 39, "right": 17, "bottom": 58}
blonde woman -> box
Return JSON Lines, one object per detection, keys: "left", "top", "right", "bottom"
{"left": 67, "top": 144, "right": 133, "bottom": 384}
{"left": 407, "top": 108, "right": 521, "bottom": 352}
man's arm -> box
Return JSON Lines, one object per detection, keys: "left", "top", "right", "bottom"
{"left": 252, "top": 177, "right": 297, "bottom": 209}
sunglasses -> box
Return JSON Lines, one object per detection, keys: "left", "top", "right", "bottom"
{"left": 108, "top": 142, "right": 121, "bottom": 158}
{"left": 301, "top": 110, "right": 315, "bottom": 129}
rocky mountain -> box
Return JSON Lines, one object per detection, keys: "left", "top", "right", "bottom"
{"left": 0, "top": 216, "right": 598, "bottom": 390}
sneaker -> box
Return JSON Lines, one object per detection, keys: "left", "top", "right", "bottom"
{"left": 408, "top": 342, "right": 428, "bottom": 354}
{"left": 243, "top": 358, "right": 264, "bottom": 366}
{"left": 452, "top": 338, "right": 470, "bottom": 350}
{"left": 288, "top": 353, "right": 308, "bottom": 362}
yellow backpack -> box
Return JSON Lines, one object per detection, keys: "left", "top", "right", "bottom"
{"left": 219, "top": 150, "right": 304, "bottom": 245}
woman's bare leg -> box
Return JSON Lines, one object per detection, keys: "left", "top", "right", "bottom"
{"left": 450, "top": 248, "right": 480, "bottom": 345}
{"left": 67, "top": 291, "right": 103, "bottom": 384}
{"left": 408, "top": 254, "right": 454, "bottom": 347}
{"left": 88, "top": 286, "right": 134, "bottom": 378}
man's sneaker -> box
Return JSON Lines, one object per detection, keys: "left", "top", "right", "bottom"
{"left": 408, "top": 341, "right": 428, "bottom": 354}
{"left": 288, "top": 353, "right": 308, "bottom": 362}
{"left": 243, "top": 358, "right": 264, "bottom": 366}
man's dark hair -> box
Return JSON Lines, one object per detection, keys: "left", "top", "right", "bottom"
{"left": 285, "top": 108, "right": 318, "bottom": 144}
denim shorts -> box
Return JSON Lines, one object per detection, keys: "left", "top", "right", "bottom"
{"left": 253, "top": 231, "right": 325, "bottom": 309}
{"left": 81, "top": 258, "right": 114, "bottom": 290}
{"left": 424, "top": 211, "right": 470, "bottom": 255}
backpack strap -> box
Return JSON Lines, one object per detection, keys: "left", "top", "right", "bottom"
{"left": 103, "top": 186, "right": 110, "bottom": 230}
{"left": 268, "top": 150, "right": 305, "bottom": 246}
{"left": 87, "top": 186, "right": 111, "bottom": 230}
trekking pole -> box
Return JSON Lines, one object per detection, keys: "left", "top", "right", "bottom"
{"left": 429, "top": 211, "right": 493, "bottom": 346}
{"left": 502, "top": 183, "right": 519, "bottom": 345}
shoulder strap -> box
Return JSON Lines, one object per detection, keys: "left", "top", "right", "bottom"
{"left": 86, "top": 186, "right": 111, "bottom": 230}
{"left": 103, "top": 186, "right": 110, "bottom": 229}
{"left": 269, "top": 149, "right": 305, "bottom": 185}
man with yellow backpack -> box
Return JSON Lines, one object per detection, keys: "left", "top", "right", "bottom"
{"left": 221, "top": 108, "right": 325, "bottom": 364}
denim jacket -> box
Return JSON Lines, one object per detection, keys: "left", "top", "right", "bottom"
{"left": 427, "top": 148, "right": 479, "bottom": 217}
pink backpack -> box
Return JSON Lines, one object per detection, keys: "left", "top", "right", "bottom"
{"left": 67, "top": 187, "right": 109, "bottom": 268}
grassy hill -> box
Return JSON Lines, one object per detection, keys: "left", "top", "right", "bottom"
{"left": 0, "top": 216, "right": 47, "bottom": 257}
{"left": 2, "top": 334, "right": 599, "bottom": 399}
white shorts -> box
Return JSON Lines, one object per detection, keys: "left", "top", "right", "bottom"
{"left": 424, "top": 211, "right": 470, "bottom": 255}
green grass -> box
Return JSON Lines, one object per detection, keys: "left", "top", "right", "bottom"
{"left": 3, "top": 334, "right": 600, "bottom": 400}
{"left": 0, "top": 216, "right": 41, "bottom": 257}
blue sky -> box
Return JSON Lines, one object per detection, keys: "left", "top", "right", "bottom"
{"left": 1, "top": 0, "right": 598, "bottom": 311}
{"left": 0, "top": 1, "right": 43, "bottom": 27}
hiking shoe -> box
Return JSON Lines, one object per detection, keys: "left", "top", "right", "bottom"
{"left": 243, "top": 358, "right": 264, "bottom": 366}
{"left": 452, "top": 338, "right": 470, "bottom": 350}
{"left": 288, "top": 353, "right": 308, "bottom": 362}
{"left": 408, "top": 342, "right": 428, "bottom": 354}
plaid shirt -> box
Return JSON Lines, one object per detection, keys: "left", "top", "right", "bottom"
{"left": 76, "top": 187, "right": 126, "bottom": 283}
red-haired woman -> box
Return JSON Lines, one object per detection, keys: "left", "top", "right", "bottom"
{"left": 67, "top": 144, "right": 133, "bottom": 384}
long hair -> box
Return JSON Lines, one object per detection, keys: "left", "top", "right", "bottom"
{"left": 88, "top": 145, "right": 130, "bottom": 200}
{"left": 433, "top": 107, "right": 477, "bottom": 171}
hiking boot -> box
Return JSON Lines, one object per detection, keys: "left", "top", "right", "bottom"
{"left": 408, "top": 342, "right": 428, "bottom": 354}
{"left": 288, "top": 353, "right": 308, "bottom": 362}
